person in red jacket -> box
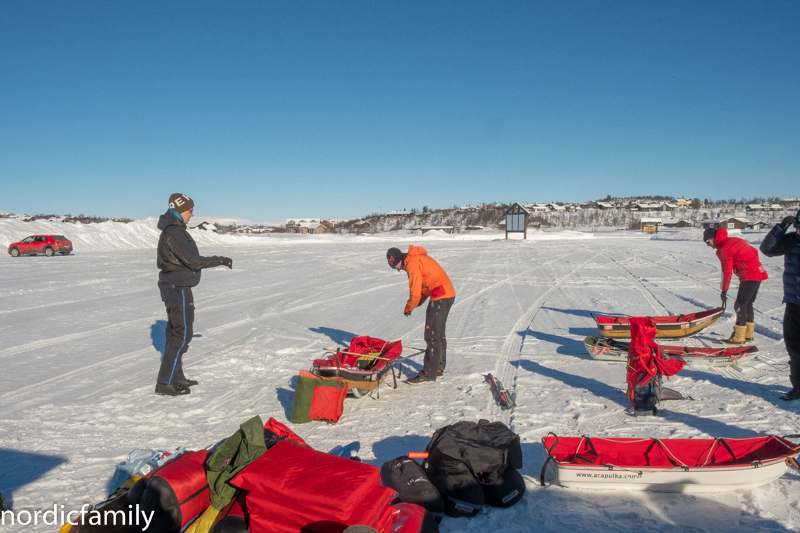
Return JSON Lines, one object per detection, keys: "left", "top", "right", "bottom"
{"left": 704, "top": 227, "right": 768, "bottom": 344}
{"left": 387, "top": 246, "right": 456, "bottom": 384}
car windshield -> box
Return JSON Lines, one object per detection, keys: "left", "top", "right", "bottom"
{"left": 21, "top": 237, "right": 34, "bottom": 243}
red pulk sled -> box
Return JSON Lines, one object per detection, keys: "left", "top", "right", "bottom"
{"left": 541, "top": 433, "right": 800, "bottom": 492}
{"left": 311, "top": 336, "right": 422, "bottom": 398}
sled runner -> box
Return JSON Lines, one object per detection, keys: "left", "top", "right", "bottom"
{"left": 540, "top": 433, "right": 800, "bottom": 493}
{"left": 583, "top": 336, "right": 758, "bottom": 366}
{"left": 592, "top": 307, "right": 724, "bottom": 339}
{"left": 312, "top": 336, "right": 424, "bottom": 398}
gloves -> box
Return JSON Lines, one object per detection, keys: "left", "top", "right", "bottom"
{"left": 220, "top": 257, "right": 233, "bottom": 269}
{"left": 720, "top": 291, "right": 727, "bottom": 308}
{"left": 404, "top": 311, "right": 412, "bottom": 317}
{"left": 780, "top": 216, "right": 796, "bottom": 230}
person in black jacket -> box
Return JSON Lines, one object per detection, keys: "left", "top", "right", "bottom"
{"left": 760, "top": 210, "right": 800, "bottom": 401}
{"left": 155, "top": 193, "right": 232, "bottom": 396}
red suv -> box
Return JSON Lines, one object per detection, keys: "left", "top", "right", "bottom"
{"left": 8, "top": 235, "right": 73, "bottom": 257}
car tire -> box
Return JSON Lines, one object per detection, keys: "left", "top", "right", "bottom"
{"left": 44, "top": 247, "right": 54, "bottom": 257}
{"left": 9, "top": 247, "right": 20, "bottom": 257}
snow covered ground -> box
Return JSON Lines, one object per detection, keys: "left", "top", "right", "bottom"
{"left": 1, "top": 220, "right": 799, "bottom": 532}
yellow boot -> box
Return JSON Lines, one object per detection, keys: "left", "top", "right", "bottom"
{"left": 721, "top": 325, "right": 746, "bottom": 345}
{"left": 745, "top": 322, "right": 755, "bottom": 342}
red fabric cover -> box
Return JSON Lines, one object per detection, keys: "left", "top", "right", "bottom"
{"left": 390, "top": 503, "right": 426, "bottom": 533}
{"left": 309, "top": 382, "right": 348, "bottom": 423}
{"left": 542, "top": 435, "right": 797, "bottom": 469}
{"left": 153, "top": 450, "right": 212, "bottom": 528}
{"left": 595, "top": 307, "right": 721, "bottom": 325}
{"left": 626, "top": 318, "right": 686, "bottom": 400}
{"left": 231, "top": 441, "right": 398, "bottom": 533}
{"left": 313, "top": 337, "right": 403, "bottom": 370}
{"left": 263, "top": 417, "right": 310, "bottom": 448}
{"left": 714, "top": 228, "right": 768, "bottom": 291}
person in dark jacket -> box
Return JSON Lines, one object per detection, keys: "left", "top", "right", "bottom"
{"left": 156, "top": 193, "right": 232, "bottom": 396}
{"left": 760, "top": 210, "right": 800, "bottom": 401}
{"left": 704, "top": 227, "right": 768, "bottom": 344}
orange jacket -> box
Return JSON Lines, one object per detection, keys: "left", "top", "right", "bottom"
{"left": 402, "top": 245, "right": 456, "bottom": 314}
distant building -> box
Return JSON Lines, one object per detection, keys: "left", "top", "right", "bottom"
{"left": 418, "top": 226, "right": 454, "bottom": 234}
{"left": 702, "top": 217, "right": 749, "bottom": 231}
{"left": 662, "top": 219, "right": 693, "bottom": 228}
{"left": 747, "top": 221, "right": 771, "bottom": 230}
{"left": 194, "top": 221, "right": 217, "bottom": 232}
{"left": 299, "top": 222, "right": 326, "bottom": 234}
{"left": 640, "top": 218, "right": 662, "bottom": 233}
{"left": 386, "top": 210, "right": 413, "bottom": 217}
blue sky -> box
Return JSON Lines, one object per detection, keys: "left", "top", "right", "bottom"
{"left": 1, "top": 1, "right": 798, "bottom": 221}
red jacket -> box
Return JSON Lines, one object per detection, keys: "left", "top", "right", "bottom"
{"left": 714, "top": 228, "right": 768, "bottom": 291}
{"left": 626, "top": 318, "right": 685, "bottom": 401}
{"left": 402, "top": 245, "right": 456, "bottom": 314}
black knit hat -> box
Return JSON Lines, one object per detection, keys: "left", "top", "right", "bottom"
{"left": 169, "top": 193, "right": 194, "bottom": 213}
{"left": 703, "top": 228, "right": 717, "bottom": 242}
{"left": 386, "top": 247, "right": 406, "bottom": 268}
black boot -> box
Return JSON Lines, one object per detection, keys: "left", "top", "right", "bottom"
{"left": 406, "top": 372, "right": 435, "bottom": 384}
{"left": 779, "top": 387, "right": 800, "bottom": 401}
{"left": 155, "top": 383, "right": 191, "bottom": 396}
{"left": 176, "top": 378, "right": 199, "bottom": 387}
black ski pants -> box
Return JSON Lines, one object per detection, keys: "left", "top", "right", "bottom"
{"left": 733, "top": 280, "right": 761, "bottom": 326}
{"left": 422, "top": 297, "right": 454, "bottom": 379}
{"left": 784, "top": 302, "right": 800, "bottom": 389}
{"left": 157, "top": 287, "right": 194, "bottom": 385}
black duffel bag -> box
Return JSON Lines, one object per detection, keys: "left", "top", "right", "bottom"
{"left": 423, "top": 420, "right": 522, "bottom": 484}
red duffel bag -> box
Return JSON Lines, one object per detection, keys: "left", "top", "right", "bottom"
{"left": 231, "top": 441, "right": 397, "bottom": 533}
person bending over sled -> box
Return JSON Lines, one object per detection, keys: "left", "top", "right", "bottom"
{"left": 704, "top": 227, "right": 768, "bottom": 344}
{"left": 155, "top": 194, "right": 232, "bottom": 396}
{"left": 387, "top": 246, "right": 456, "bottom": 384}
{"left": 760, "top": 211, "right": 800, "bottom": 401}
{"left": 627, "top": 317, "right": 686, "bottom": 416}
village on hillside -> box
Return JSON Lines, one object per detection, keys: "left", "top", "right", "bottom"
{"left": 3, "top": 196, "right": 798, "bottom": 237}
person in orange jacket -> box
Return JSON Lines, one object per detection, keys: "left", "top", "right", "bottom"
{"left": 387, "top": 245, "right": 456, "bottom": 384}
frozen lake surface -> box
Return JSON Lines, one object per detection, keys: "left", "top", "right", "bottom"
{"left": 1, "top": 224, "right": 798, "bottom": 532}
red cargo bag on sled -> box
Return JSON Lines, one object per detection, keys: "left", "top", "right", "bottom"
{"left": 291, "top": 370, "right": 348, "bottom": 424}
{"left": 126, "top": 450, "right": 211, "bottom": 532}
{"left": 231, "top": 440, "right": 398, "bottom": 533}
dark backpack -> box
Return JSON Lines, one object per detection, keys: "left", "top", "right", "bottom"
{"left": 380, "top": 456, "right": 445, "bottom": 522}
{"left": 423, "top": 420, "right": 522, "bottom": 484}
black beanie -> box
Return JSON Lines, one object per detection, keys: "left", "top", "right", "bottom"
{"left": 169, "top": 193, "right": 194, "bottom": 213}
{"left": 703, "top": 228, "right": 717, "bottom": 242}
{"left": 386, "top": 247, "right": 406, "bottom": 268}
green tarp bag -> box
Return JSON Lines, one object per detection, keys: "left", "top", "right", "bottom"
{"left": 291, "top": 370, "right": 348, "bottom": 424}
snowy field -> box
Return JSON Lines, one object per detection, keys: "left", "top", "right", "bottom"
{"left": 1, "top": 221, "right": 799, "bottom": 532}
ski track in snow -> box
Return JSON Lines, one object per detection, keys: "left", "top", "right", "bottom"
{"left": 1, "top": 226, "right": 799, "bottom": 532}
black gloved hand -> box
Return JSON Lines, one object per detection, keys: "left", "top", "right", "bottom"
{"left": 404, "top": 311, "right": 411, "bottom": 317}
{"left": 780, "top": 216, "right": 796, "bottom": 230}
{"left": 720, "top": 291, "right": 727, "bottom": 308}
{"left": 221, "top": 257, "right": 233, "bottom": 269}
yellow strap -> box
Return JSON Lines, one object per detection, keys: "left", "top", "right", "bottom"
{"left": 184, "top": 505, "right": 222, "bottom": 533}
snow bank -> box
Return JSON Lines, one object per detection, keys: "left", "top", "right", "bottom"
{"left": 0, "top": 217, "right": 242, "bottom": 253}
